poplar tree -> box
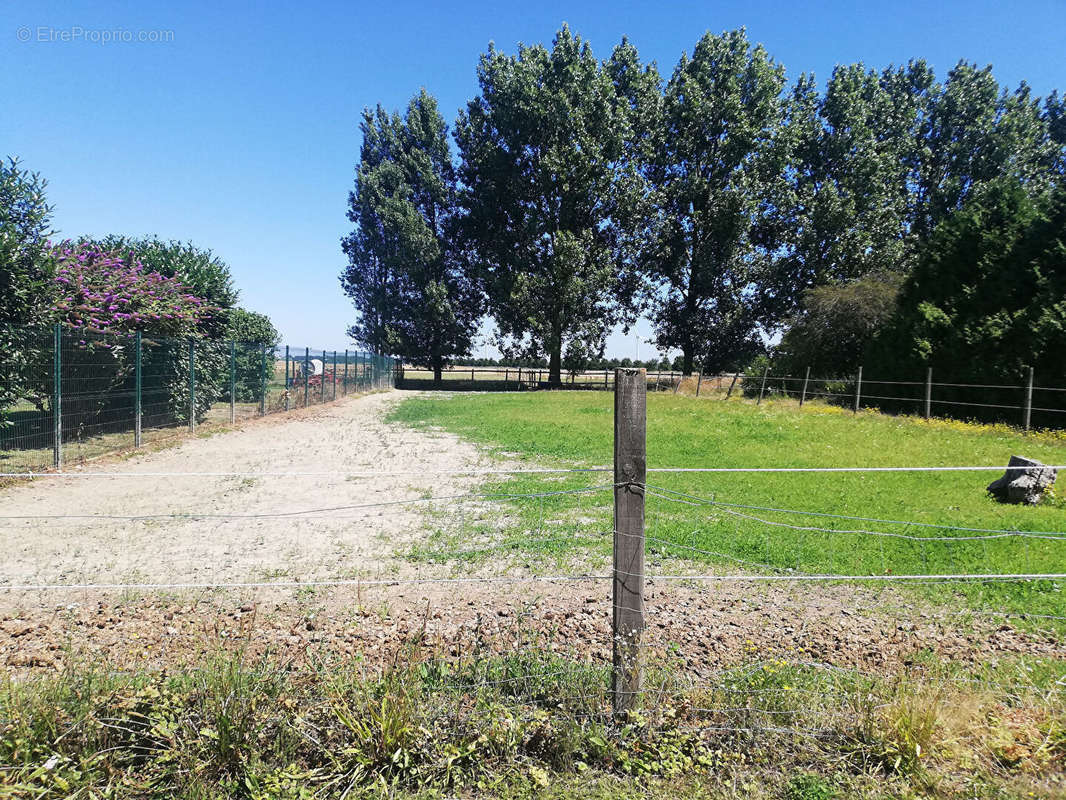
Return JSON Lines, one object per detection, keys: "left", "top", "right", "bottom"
{"left": 455, "top": 25, "right": 635, "bottom": 385}
{"left": 642, "top": 29, "right": 786, "bottom": 375}
{"left": 342, "top": 91, "right": 479, "bottom": 381}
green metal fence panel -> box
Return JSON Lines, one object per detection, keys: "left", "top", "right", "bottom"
{"left": 0, "top": 326, "right": 397, "bottom": 473}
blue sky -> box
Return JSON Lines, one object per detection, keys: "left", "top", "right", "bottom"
{"left": 2, "top": 0, "right": 1064, "bottom": 358}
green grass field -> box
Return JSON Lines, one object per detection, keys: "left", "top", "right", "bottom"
{"left": 389, "top": 391, "right": 1066, "bottom": 620}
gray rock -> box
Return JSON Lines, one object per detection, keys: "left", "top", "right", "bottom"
{"left": 986, "top": 456, "right": 1056, "bottom": 505}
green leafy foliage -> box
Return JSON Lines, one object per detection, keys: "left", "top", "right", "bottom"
{"left": 775, "top": 272, "right": 904, "bottom": 375}
{"left": 226, "top": 308, "right": 280, "bottom": 403}
{"left": 455, "top": 25, "right": 638, "bottom": 384}
{"left": 343, "top": 91, "right": 479, "bottom": 379}
{"left": 867, "top": 177, "right": 1066, "bottom": 417}
{"left": 0, "top": 158, "right": 55, "bottom": 417}
{"left": 641, "top": 29, "right": 786, "bottom": 374}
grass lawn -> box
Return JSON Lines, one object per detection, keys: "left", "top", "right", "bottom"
{"left": 389, "top": 391, "right": 1066, "bottom": 621}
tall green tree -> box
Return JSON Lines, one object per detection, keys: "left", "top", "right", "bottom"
{"left": 642, "top": 29, "right": 786, "bottom": 375}
{"left": 342, "top": 91, "right": 479, "bottom": 382}
{"left": 911, "top": 62, "right": 1057, "bottom": 241}
{"left": 455, "top": 25, "right": 636, "bottom": 385}
{"left": 0, "top": 158, "right": 56, "bottom": 416}
{"left": 762, "top": 61, "right": 932, "bottom": 318}
{"left": 867, "top": 177, "right": 1066, "bottom": 391}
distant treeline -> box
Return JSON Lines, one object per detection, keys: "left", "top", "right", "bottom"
{"left": 342, "top": 26, "right": 1066, "bottom": 389}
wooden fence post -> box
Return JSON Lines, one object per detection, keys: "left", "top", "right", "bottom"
{"left": 52, "top": 324, "right": 62, "bottom": 470}
{"left": 613, "top": 368, "right": 646, "bottom": 717}
{"left": 853, "top": 365, "right": 863, "bottom": 414}
{"left": 799, "top": 366, "right": 810, "bottom": 407}
{"left": 726, "top": 371, "right": 740, "bottom": 398}
{"left": 696, "top": 370, "right": 703, "bottom": 397}
{"left": 924, "top": 367, "right": 932, "bottom": 420}
{"left": 1024, "top": 366, "right": 1034, "bottom": 431}
{"left": 757, "top": 367, "right": 769, "bottom": 405}
{"left": 134, "top": 332, "right": 143, "bottom": 445}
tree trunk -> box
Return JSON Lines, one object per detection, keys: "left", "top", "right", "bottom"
{"left": 547, "top": 315, "right": 563, "bottom": 387}
{"left": 548, "top": 348, "right": 562, "bottom": 387}
{"left": 682, "top": 348, "right": 695, "bottom": 377}
{"left": 433, "top": 365, "right": 442, "bottom": 387}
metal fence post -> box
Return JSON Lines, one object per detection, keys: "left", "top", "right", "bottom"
{"left": 726, "top": 371, "right": 740, "bottom": 399}
{"left": 854, "top": 365, "right": 863, "bottom": 414}
{"left": 799, "top": 366, "right": 810, "bottom": 407}
{"left": 53, "top": 324, "right": 62, "bottom": 469}
{"left": 284, "top": 345, "right": 291, "bottom": 411}
{"left": 134, "top": 331, "right": 143, "bottom": 446}
{"left": 260, "top": 345, "right": 268, "bottom": 415}
{"left": 925, "top": 367, "right": 932, "bottom": 420}
{"left": 229, "top": 340, "right": 236, "bottom": 423}
{"left": 1024, "top": 366, "right": 1034, "bottom": 431}
{"left": 343, "top": 350, "right": 349, "bottom": 396}
{"left": 322, "top": 350, "right": 328, "bottom": 402}
{"left": 188, "top": 340, "right": 196, "bottom": 432}
{"left": 304, "top": 347, "right": 310, "bottom": 408}
{"left": 613, "top": 368, "right": 645, "bottom": 717}
{"left": 757, "top": 367, "right": 769, "bottom": 405}
{"left": 332, "top": 351, "right": 338, "bottom": 401}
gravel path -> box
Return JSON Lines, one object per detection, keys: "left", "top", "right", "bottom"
{"left": 0, "top": 391, "right": 491, "bottom": 588}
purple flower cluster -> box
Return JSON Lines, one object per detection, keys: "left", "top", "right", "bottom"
{"left": 50, "top": 242, "right": 214, "bottom": 339}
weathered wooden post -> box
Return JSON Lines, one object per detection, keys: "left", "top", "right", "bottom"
{"left": 284, "top": 346, "right": 291, "bottom": 410}
{"left": 52, "top": 324, "right": 62, "bottom": 469}
{"left": 613, "top": 368, "right": 645, "bottom": 717}
{"left": 1024, "top": 366, "right": 1034, "bottom": 431}
{"left": 726, "top": 371, "right": 740, "bottom": 399}
{"left": 134, "top": 332, "right": 143, "bottom": 444}
{"left": 757, "top": 367, "right": 769, "bottom": 405}
{"left": 799, "top": 366, "right": 810, "bottom": 407}
{"left": 924, "top": 367, "right": 932, "bottom": 420}
{"left": 853, "top": 365, "right": 863, "bottom": 414}
{"left": 695, "top": 370, "right": 703, "bottom": 397}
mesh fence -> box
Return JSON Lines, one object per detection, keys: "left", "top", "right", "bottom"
{"left": 0, "top": 326, "right": 396, "bottom": 473}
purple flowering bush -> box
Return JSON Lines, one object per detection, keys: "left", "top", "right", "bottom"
{"left": 6, "top": 243, "right": 226, "bottom": 434}
{"left": 52, "top": 242, "right": 214, "bottom": 338}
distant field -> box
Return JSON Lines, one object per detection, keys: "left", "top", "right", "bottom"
{"left": 390, "top": 391, "right": 1066, "bottom": 620}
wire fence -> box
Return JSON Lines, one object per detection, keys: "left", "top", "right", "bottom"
{"left": 726, "top": 364, "right": 1066, "bottom": 431}
{"left": 0, "top": 369, "right": 1063, "bottom": 757}
{"left": 396, "top": 363, "right": 1066, "bottom": 432}
{"left": 0, "top": 325, "right": 397, "bottom": 473}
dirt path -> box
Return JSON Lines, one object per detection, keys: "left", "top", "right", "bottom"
{"left": 0, "top": 390, "right": 1061, "bottom": 680}
{"left": 0, "top": 391, "right": 491, "bottom": 588}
